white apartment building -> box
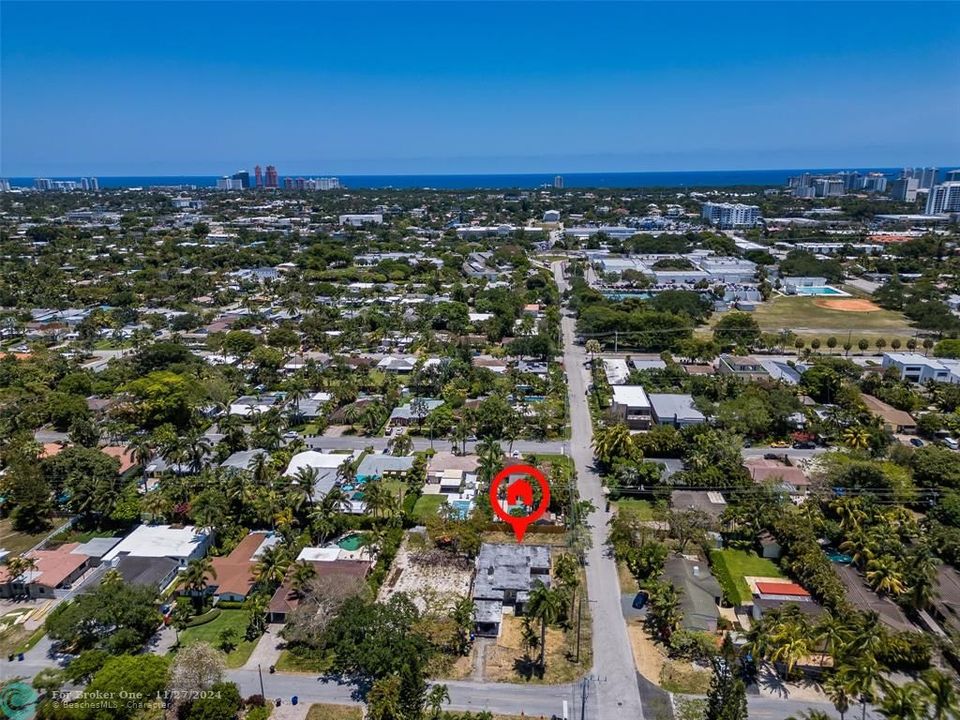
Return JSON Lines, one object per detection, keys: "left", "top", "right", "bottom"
{"left": 700, "top": 202, "right": 760, "bottom": 228}
{"left": 925, "top": 182, "right": 960, "bottom": 215}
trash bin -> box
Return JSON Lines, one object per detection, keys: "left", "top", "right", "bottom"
{"left": 275, "top": 698, "right": 282, "bottom": 707}
{"left": 18, "top": 653, "right": 24, "bottom": 661}
{"left": 292, "top": 696, "right": 298, "bottom": 706}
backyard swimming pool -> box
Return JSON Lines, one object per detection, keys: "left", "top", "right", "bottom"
{"left": 795, "top": 286, "right": 849, "bottom": 297}
{"left": 337, "top": 533, "right": 364, "bottom": 551}
{"left": 450, "top": 499, "right": 473, "bottom": 518}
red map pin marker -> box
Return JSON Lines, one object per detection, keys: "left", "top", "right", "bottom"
{"left": 489, "top": 464, "right": 551, "bottom": 543}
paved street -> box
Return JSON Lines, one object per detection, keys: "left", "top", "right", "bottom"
{"left": 553, "top": 260, "right": 645, "bottom": 720}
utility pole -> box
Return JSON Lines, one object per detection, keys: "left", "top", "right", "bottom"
{"left": 614, "top": 330, "right": 618, "bottom": 353}
{"left": 258, "top": 664, "right": 265, "bottom": 699}
{"left": 574, "top": 597, "right": 583, "bottom": 663}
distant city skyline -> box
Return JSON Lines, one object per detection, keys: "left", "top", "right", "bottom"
{"left": 2, "top": 2, "right": 958, "bottom": 176}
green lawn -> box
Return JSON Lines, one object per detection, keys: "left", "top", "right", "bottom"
{"left": 710, "top": 549, "right": 784, "bottom": 605}
{"left": 176, "top": 609, "right": 257, "bottom": 668}
{"left": 0, "top": 518, "right": 52, "bottom": 555}
{"left": 746, "top": 296, "right": 913, "bottom": 338}
{"left": 276, "top": 649, "right": 333, "bottom": 673}
{"left": 306, "top": 705, "right": 362, "bottom": 720}
{"left": 614, "top": 499, "right": 656, "bottom": 520}
{"left": 412, "top": 494, "right": 446, "bottom": 522}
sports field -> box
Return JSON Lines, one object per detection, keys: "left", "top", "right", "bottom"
{"left": 710, "top": 295, "right": 916, "bottom": 345}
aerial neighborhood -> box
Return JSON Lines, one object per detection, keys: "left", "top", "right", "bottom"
{"left": 0, "top": 167, "right": 959, "bottom": 720}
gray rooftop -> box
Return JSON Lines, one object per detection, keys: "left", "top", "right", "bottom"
{"left": 220, "top": 449, "right": 269, "bottom": 471}
{"left": 649, "top": 393, "right": 705, "bottom": 424}
{"left": 473, "top": 543, "right": 551, "bottom": 603}
{"left": 355, "top": 454, "right": 416, "bottom": 479}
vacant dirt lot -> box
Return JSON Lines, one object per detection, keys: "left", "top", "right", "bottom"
{"left": 377, "top": 538, "right": 473, "bottom": 614}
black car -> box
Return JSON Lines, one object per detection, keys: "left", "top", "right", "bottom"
{"left": 910, "top": 438, "right": 924, "bottom": 448}
{"left": 792, "top": 441, "right": 816, "bottom": 449}
{"left": 632, "top": 591, "right": 648, "bottom": 610}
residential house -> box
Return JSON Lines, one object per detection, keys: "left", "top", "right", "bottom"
{"left": 860, "top": 394, "right": 917, "bottom": 434}
{"left": 221, "top": 449, "right": 270, "bottom": 473}
{"left": 670, "top": 490, "right": 727, "bottom": 521}
{"left": 745, "top": 458, "right": 811, "bottom": 495}
{"left": 388, "top": 398, "right": 444, "bottom": 428}
{"left": 355, "top": 454, "right": 415, "bottom": 481}
{"left": 102, "top": 524, "right": 211, "bottom": 570}
{"left": 472, "top": 543, "right": 551, "bottom": 637}
{"left": 283, "top": 450, "right": 353, "bottom": 500}
{"left": 229, "top": 393, "right": 284, "bottom": 417}
{"left": 610, "top": 386, "right": 652, "bottom": 430}
{"left": 0, "top": 543, "right": 90, "bottom": 599}
{"left": 267, "top": 558, "right": 371, "bottom": 623}
{"left": 661, "top": 555, "right": 722, "bottom": 632}
{"left": 717, "top": 354, "right": 769, "bottom": 381}
{"left": 203, "top": 532, "right": 279, "bottom": 603}
{"left": 649, "top": 394, "right": 705, "bottom": 428}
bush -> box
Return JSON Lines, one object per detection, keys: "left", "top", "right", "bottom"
{"left": 668, "top": 629, "right": 718, "bottom": 662}
{"left": 186, "top": 608, "right": 221, "bottom": 628}
{"left": 180, "top": 681, "right": 242, "bottom": 720}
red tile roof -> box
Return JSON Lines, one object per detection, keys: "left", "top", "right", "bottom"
{"left": 756, "top": 581, "right": 810, "bottom": 597}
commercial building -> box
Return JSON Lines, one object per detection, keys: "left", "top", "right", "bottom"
{"left": 925, "top": 182, "right": 960, "bottom": 215}
{"left": 339, "top": 213, "right": 384, "bottom": 226}
{"left": 881, "top": 352, "right": 960, "bottom": 385}
{"left": 700, "top": 202, "right": 760, "bottom": 228}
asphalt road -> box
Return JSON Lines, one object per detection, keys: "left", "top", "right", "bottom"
{"left": 554, "top": 260, "right": 646, "bottom": 720}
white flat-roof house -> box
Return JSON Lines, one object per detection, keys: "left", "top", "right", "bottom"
{"left": 610, "top": 385, "right": 652, "bottom": 430}
{"left": 882, "top": 352, "right": 960, "bottom": 385}
{"left": 102, "top": 525, "right": 211, "bottom": 569}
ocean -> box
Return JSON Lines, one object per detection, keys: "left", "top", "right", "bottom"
{"left": 8, "top": 168, "right": 907, "bottom": 190}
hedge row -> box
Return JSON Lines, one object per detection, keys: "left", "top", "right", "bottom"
{"left": 707, "top": 549, "right": 742, "bottom": 607}
{"left": 186, "top": 608, "right": 222, "bottom": 628}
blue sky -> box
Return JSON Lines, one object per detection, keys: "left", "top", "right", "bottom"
{"left": 2, "top": 1, "right": 958, "bottom": 176}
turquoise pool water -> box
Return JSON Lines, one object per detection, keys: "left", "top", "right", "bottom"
{"left": 827, "top": 551, "right": 852, "bottom": 564}
{"left": 337, "top": 533, "right": 364, "bottom": 551}
{"left": 796, "top": 286, "right": 846, "bottom": 296}
{"left": 451, "top": 500, "right": 473, "bottom": 518}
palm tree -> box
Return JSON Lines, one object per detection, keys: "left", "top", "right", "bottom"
{"left": 919, "top": 669, "right": 960, "bottom": 720}
{"left": 878, "top": 683, "right": 930, "bottom": 720}
{"left": 5, "top": 556, "right": 38, "bottom": 586}
{"left": 254, "top": 545, "right": 290, "bottom": 587}
{"left": 362, "top": 481, "right": 391, "bottom": 519}
{"left": 290, "top": 561, "right": 316, "bottom": 599}
{"left": 525, "top": 581, "right": 564, "bottom": 670}
{"left": 184, "top": 432, "right": 212, "bottom": 474}
{"left": 553, "top": 553, "right": 580, "bottom": 621}
{"left": 450, "top": 420, "right": 470, "bottom": 454}
{"left": 291, "top": 465, "right": 320, "bottom": 501}
{"left": 141, "top": 492, "right": 169, "bottom": 524}
{"left": 842, "top": 426, "right": 871, "bottom": 450}
{"left": 835, "top": 655, "right": 883, "bottom": 720}
{"left": 183, "top": 557, "right": 215, "bottom": 612}
{"left": 865, "top": 557, "right": 906, "bottom": 597}
{"left": 425, "top": 684, "right": 450, "bottom": 720}
{"left": 592, "top": 423, "right": 635, "bottom": 466}
{"left": 126, "top": 435, "right": 155, "bottom": 491}
{"left": 585, "top": 339, "right": 602, "bottom": 366}
{"left": 813, "top": 612, "right": 852, "bottom": 667}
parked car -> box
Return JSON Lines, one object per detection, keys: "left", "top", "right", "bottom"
{"left": 944, "top": 437, "right": 959, "bottom": 450}
{"left": 793, "top": 441, "right": 816, "bottom": 449}
{"left": 763, "top": 452, "right": 785, "bottom": 461}
{"left": 770, "top": 441, "right": 789, "bottom": 448}
{"left": 283, "top": 431, "right": 299, "bottom": 439}
{"left": 632, "top": 591, "right": 648, "bottom": 610}
{"left": 909, "top": 438, "right": 924, "bottom": 448}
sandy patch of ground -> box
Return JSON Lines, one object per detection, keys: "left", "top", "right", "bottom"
{"left": 377, "top": 538, "right": 472, "bottom": 614}
{"left": 482, "top": 613, "right": 577, "bottom": 684}
{"left": 626, "top": 618, "right": 666, "bottom": 683}
{"left": 813, "top": 298, "right": 881, "bottom": 312}
{"left": 322, "top": 425, "right": 352, "bottom": 437}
